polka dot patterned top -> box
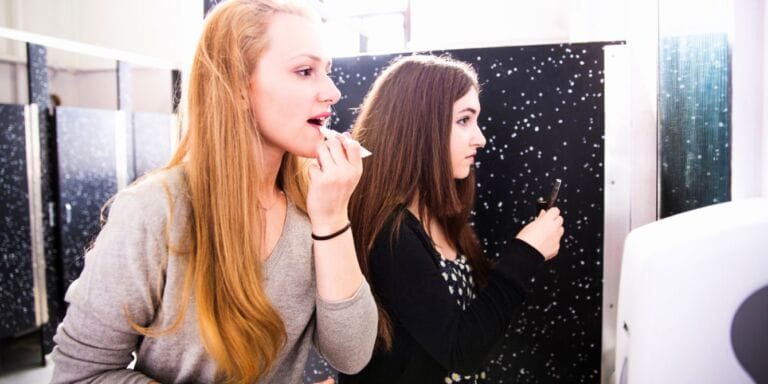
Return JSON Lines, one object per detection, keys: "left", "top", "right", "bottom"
{"left": 434, "top": 252, "right": 488, "bottom": 383}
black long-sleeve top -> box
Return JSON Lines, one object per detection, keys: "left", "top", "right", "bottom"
{"left": 339, "top": 209, "right": 544, "bottom": 383}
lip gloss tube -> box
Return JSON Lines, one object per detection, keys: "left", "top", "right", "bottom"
{"left": 321, "top": 127, "right": 373, "bottom": 158}
{"left": 536, "top": 178, "right": 562, "bottom": 212}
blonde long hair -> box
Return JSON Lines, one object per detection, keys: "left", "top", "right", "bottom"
{"left": 134, "top": 0, "right": 312, "bottom": 382}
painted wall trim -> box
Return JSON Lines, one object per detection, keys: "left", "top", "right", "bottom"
{"left": 0, "top": 26, "right": 176, "bottom": 70}
{"left": 602, "top": 43, "right": 631, "bottom": 384}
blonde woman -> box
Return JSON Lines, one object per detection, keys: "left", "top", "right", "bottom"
{"left": 50, "top": 1, "right": 377, "bottom": 382}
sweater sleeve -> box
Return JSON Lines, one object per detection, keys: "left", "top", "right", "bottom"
{"left": 50, "top": 187, "right": 168, "bottom": 383}
{"left": 314, "top": 280, "right": 378, "bottom": 374}
{"left": 370, "top": 221, "right": 544, "bottom": 375}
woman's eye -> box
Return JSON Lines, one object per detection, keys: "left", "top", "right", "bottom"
{"left": 297, "top": 68, "right": 313, "bottom": 77}
{"left": 457, "top": 116, "right": 470, "bottom": 125}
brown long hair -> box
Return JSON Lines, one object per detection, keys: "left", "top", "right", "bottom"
{"left": 349, "top": 55, "right": 491, "bottom": 350}
{"left": 130, "top": 1, "right": 313, "bottom": 382}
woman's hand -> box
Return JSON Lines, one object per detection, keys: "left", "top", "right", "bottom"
{"left": 516, "top": 207, "right": 565, "bottom": 260}
{"left": 308, "top": 132, "right": 366, "bottom": 301}
{"left": 307, "top": 132, "right": 363, "bottom": 234}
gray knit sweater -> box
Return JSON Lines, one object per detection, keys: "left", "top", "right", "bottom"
{"left": 50, "top": 166, "right": 378, "bottom": 383}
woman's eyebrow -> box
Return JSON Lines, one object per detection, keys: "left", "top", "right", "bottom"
{"left": 456, "top": 107, "right": 478, "bottom": 115}
{"left": 289, "top": 54, "right": 331, "bottom": 65}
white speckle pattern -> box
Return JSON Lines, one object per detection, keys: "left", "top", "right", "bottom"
{"left": 55, "top": 108, "right": 121, "bottom": 289}
{"left": 658, "top": 34, "right": 730, "bottom": 217}
{"left": 311, "top": 42, "right": 610, "bottom": 383}
{"left": 0, "top": 104, "right": 37, "bottom": 337}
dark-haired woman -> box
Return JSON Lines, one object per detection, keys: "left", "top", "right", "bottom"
{"left": 340, "top": 55, "right": 565, "bottom": 383}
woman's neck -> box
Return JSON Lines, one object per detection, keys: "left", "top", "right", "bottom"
{"left": 406, "top": 197, "right": 422, "bottom": 220}
{"left": 408, "top": 197, "right": 457, "bottom": 261}
{"left": 257, "top": 140, "right": 285, "bottom": 201}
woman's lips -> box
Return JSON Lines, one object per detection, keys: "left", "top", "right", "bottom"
{"left": 307, "top": 118, "right": 325, "bottom": 128}
{"left": 308, "top": 112, "right": 331, "bottom": 128}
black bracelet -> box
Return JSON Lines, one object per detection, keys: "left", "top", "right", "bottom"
{"left": 311, "top": 222, "right": 352, "bottom": 241}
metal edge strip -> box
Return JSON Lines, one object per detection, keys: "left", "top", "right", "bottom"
{"left": 115, "top": 110, "right": 128, "bottom": 191}
{"left": 170, "top": 113, "right": 181, "bottom": 154}
{"left": 601, "top": 44, "right": 632, "bottom": 384}
{"left": 24, "top": 103, "right": 49, "bottom": 327}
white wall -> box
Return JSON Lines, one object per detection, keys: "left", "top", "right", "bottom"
{"left": 409, "top": 0, "right": 627, "bottom": 50}
{"left": 732, "top": 0, "right": 767, "bottom": 199}
{"left": 47, "top": 67, "right": 172, "bottom": 112}
{"left": 0, "top": 0, "right": 202, "bottom": 69}
{"left": 1, "top": 0, "right": 187, "bottom": 111}
{"left": 48, "top": 68, "right": 117, "bottom": 110}
{"left": 130, "top": 68, "right": 173, "bottom": 113}
{"left": 2, "top": 0, "right": 630, "bottom": 66}
{"left": 764, "top": 2, "right": 768, "bottom": 197}
{"left": 0, "top": 0, "right": 25, "bottom": 61}
{"left": 0, "top": 61, "right": 28, "bottom": 104}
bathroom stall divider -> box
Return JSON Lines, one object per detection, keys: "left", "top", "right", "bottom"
{"left": 303, "top": 41, "right": 619, "bottom": 383}
{"left": 0, "top": 29, "right": 179, "bottom": 359}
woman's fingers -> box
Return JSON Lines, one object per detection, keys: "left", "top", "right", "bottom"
{"left": 308, "top": 159, "right": 321, "bottom": 181}
{"left": 324, "top": 132, "right": 363, "bottom": 171}
{"left": 340, "top": 132, "right": 363, "bottom": 167}
{"left": 307, "top": 134, "right": 364, "bottom": 227}
{"left": 516, "top": 206, "right": 565, "bottom": 260}
{"left": 324, "top": 134, "right": 345, "bottom": 166}
{"left": 314, "top": 133, "right": 363, "bottom": 183}
{"left": 316, "top": 141, "right": 334, "bottom": 170}
{"left": 545, "top": 206, "right": 561, "bottom": 219}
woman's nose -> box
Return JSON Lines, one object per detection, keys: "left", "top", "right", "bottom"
{"left": 473, "top": 124, "right": 487, "bottom": 147}
{"left": 319, "top": 75, "right": 341, "bottom": 105}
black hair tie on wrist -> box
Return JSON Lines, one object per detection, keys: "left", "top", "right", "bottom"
{"left": 311, "top": 222, "right": 352, "bottom": 241}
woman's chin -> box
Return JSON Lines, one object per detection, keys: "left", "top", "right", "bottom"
{"left": 286, "top": 147, "right": 318, "bottom": 159}
{"left": 453, "top": 170, "right": 471, "bottom": 180}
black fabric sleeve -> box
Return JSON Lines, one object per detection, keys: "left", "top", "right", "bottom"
{"left": 369, "top": 220, "right": 544, "bottom": 375}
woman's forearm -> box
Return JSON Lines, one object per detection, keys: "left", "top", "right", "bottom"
{"left": 312, "top": 227, "right": 364, "bottom": 301}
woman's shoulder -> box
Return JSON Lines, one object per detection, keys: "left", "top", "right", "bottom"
{"left": 124, "top": 164, "right": 187, "bottom": 199}
{"left": 387, "top": 208, "right": 431, "bottom": 243}
{"left": 127, "top": 164, "right": 187, "bottom": 195}
{"left": 106, "top": 165, "right": 190, "bottom": 228}
{"left": 373, "top": 208, "right": 431, "bottom": 257}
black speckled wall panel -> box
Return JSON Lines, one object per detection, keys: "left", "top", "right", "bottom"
{"left": 55, "top": 107, "right": 118, "bottom": 288}
{"left": 307, "top": 43, "right": 609, "bottom": 383}
{"left": 0, "top": 103, "right": 36, "bottom": 338}
{"left": 132, "top": 112, "right": 173, "bottom": 181}
{"left": 27, "top": 43, "right": 62, "bottom": 353}
{"left": 172, "top": 70, "right": 182, "bottom": 113}
{"left": 204, "top": 0, "right": 225, "bottom": 15}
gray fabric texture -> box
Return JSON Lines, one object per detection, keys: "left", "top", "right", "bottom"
{"left": 50, "top": 166, "right": 377, "bottom": 383}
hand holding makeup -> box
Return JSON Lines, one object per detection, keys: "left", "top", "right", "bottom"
{"left": 321, "top": 127, "right": 372, "bottom": 158}
{"left": 516, "top": 206, "right": 565, "bottom": 260}
{"left": 306, "top": 130, "right": 364, "bottom": 234}
{"left": 536, "top": 178, "right": 562, "bottom": 212}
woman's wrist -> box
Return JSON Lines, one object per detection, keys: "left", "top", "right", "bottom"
{"left": 312, "top": 222, "right": 351, "bottom": 241}
{"left": 310, "top": 213, "right": 350, "bottom": 235}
